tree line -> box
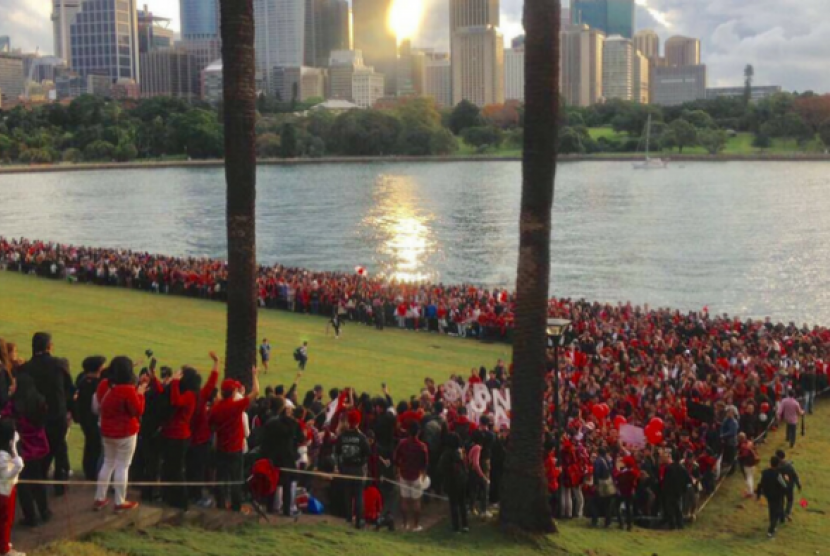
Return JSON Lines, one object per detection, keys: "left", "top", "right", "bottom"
{"left": 2, "top": 91, "right": 830, "bottom": 165}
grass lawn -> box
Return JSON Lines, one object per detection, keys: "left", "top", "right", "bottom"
{"left": 32, "top": 400, "right": 827, "bottom": 556}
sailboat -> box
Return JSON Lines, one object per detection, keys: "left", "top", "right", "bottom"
{"left": 633, "top": 114, "right": 668, "bottom": 170}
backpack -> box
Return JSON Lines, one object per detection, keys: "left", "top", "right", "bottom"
{"left": 293, "top": 348, "right": 302, "bottom": 362}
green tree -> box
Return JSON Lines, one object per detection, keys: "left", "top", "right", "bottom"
{"left": 280, "top": 123, "right": 299, "bottom": 158}
{"left": 256, "top": 133, "right": 281, "bottom": 158}
{"left": 682, "top": 109, "right": 716, "bottom": 129}
{"left": 448, "top": 99, "right": 482, "bottom": 135}
{"left": 697, "top": 129, "right": 728, "bottom": 155}
{"left": 114, "top": 142, "right": 138, "bottom": 162}
{"left": 669, "top": 119, "right": 697, "bottom": 153}
{"left": 818, "top": 119, "right": 830, "bottom": 151}
{"left": 461, "top": 126, "right": 503, "bottom": 149}
{"left": 558, "top": 127, "right": 584, "bottom": 154}
{"left": 781, "top": 112, "right": 814, "bottom": 147}
{"left": 83, "top": 140, "right": 116, "bottom": 161}
{"left": 752, "top": 132, "right": 772, "bottom": 149}
{"left": 396, "top": 97, "right": 442, "bottom": 130}
{"left": 62, "top": 148, "right": 83, "bottom": 163}
{"left": 328, "top": 110, "right": 402, "bottom": 156}
{"left": 170, "top": 109, "right": 224, "bottom": 159}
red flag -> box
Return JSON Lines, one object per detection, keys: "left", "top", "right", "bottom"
{"left": 799, "top": 498, "right": 808, "bottom": 509}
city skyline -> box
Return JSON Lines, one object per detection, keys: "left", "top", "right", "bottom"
{"left": 1, "top": 0, "right": 829, "bottom": 92}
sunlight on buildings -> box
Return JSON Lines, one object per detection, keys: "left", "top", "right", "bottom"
{"left": 389, "top": 0, "right": 424, "bottom": 44}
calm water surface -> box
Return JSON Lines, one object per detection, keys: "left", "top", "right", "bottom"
{"left": 1, "top": 161, "right": 829, "bottom": 324}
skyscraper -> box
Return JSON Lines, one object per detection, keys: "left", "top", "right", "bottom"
{"left": 665, "top": 36, "right": 701, "bottom": 67}
{"left": 52, "top": 0, "right": 82, "bottom": 66}
{"left": 634, "top": 29, "right": 659, "bottom": 59}
{"left": 602, "top": 34, "right": 634, "bottom": 101}
{"left": 69, "top": 0, "right": 140, "bottom": 82}
{"left": 180, "top": 0, "right": 221, "bottom": 75}
{"left": 397, "top": 40, "right": 426, "bottom": 96}
{"left": 451, "top": 0, "right": 504, "bottom": 107}
{"left": 561, "top": 24, "right": 604, "bottom": 107}
{"left": 139, "top": 49, "right": 199, "bottom": 100}
{"left": 137, "top": 7, "right": 174, "bottom": 54}
{"left": 0, "top": 36, "right": 10, "bottom": 54}
{"left": 424, "top": 52, "right": 452, "bottom": 108}
{"left": 652, "top": 64, "right": 706, "bottom": 105}
{"left": 0, "top": 54, "right": 25, "bottom": 104}
{"left": 352, "top": 0, "right": 397, "bottom": 95}
{"left": 632, "top": 50, "right": 649, "bottom": 103}
{"left": 315, "top": 0, "right": 350, "bottom": 67}
{"left": 254, "top": 0, "right": 307, "bottom": 92}
{"left": 572, "top": 0, "right": 635, "bottom": 39}
{"left": 503, "top": 46, "right": 524, "bottom": 101}
{"left": 328, "top": 49, "right": 385, "bottom": 107}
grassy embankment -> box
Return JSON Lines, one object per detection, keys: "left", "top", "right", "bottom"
{"left": 1, "top": 271, "right": 825, "bottom": 555}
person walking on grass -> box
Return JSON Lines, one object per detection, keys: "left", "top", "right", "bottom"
{"left": 94, "top": 357, "right": 147, "bottom": 513}
{"left": 777, "top": 391, "right": 804, "bottom": 449}
{"left": 757, "top": 456, "right": 788, "bottom": 539}
{"left": 294, "top": 342, "right": 309, "bottom": 371}
{"left": 394, "top": 423, "right": 429, "bottom": 532}
{"left": 775, "top": 450, "right": 802, "bottom": 523}
{"left": 259, "top": 339, "right": 271, "bottom": 373}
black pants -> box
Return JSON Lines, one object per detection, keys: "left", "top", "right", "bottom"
{"left": 723, "top": 444, "right": 737, "bottom": 476}
{"left": 81, "top": 421, "right": 102, "bottom": 482}
{"left": 18, "top": 457, "right": 50, "bottom": 524}
{"left": 448, "top": 489, "right": 469, "bottom": 531}
{"left": 767, "top": 497, "right": 783, "bottom": 534}
{"left": 783, "top": 489, "right": 795, "bottom": 519}
{"left": 186, "top": 442, "right": 211, "bottom": 503}
{"left": 786, "top": 423, "right": 797, "bottom": 448}
{"left": 617, "top": 494, "right": 634, "bottom": 529}
{"left": 592, "top": 495, "right": 613, "bottom": 527}
{"left": 140, "top": 432, "right": 163, "bottom": 502}
{"left": 279, "top": 471, "right": 296, "bottom": 516}
{"left": 161, "top": 437, "right": 189, "bottom": 510}
{"left": 663, "top": 495, "right": 684, "bottom": 529}
{"left": 342, "top": 470, "right": 365, "bottom": 526}
{"left": 44, "top": 418, "right": 69, "bottom": 494}
{"left": 214, "top": 451, "right": 243, "bottom": 511}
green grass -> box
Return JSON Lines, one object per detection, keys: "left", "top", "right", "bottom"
{"left": 33, "top": 400, "right": 828, "bottom": 556}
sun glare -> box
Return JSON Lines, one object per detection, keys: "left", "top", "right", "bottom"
{"left": 389, "top": 0, "right": 424, "bottom": 44}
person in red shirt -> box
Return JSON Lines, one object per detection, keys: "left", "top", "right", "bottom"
{"left": 209, "top": 367, "right": 260, "bottom": 511}
{"left": 393, "top": 423, "right": 429, "bottom": 532}
{"left": 363, "top": 484, "right": 383, "bottom": 526}
{"left": 614, "top": 456, "right": 640, "bottom": 531}
{"left": 94, "top": 356, "right": 147, "bottom": 512}
{"left": 161, "top": 366, "right": 201, "bottom": 510}
{"left": 186, "top": 353, "right": 220, "bottom": 506}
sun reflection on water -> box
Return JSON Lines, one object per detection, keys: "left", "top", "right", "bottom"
{"left": 361, "top": 175, "right": 436, "bottom": 283}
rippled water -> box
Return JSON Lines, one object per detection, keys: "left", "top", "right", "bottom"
{"left": 2, "top": 161, "right": 830, "bottom": 323}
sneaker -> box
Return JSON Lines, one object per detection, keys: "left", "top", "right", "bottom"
{"left": 115, "top": 501, "right": 140, "bottom": 513}
{"left": 93, "top": 499, "right": 110, "bottom": 512}
{"left": 3, "top": 549, "right": 26, "bottom": 556}
{"left": 412, "top": 526, "right": 424, "bottom": 533}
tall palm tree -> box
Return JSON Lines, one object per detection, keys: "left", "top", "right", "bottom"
{"left": 500, "top": 0, "right": 561, "bottom": 534}
{"left": 220, "top": 0, "right": 257, "bottom": 385}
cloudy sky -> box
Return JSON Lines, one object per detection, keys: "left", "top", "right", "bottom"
{"left": 1, "top": 0, "right": 828, "bottom": 92}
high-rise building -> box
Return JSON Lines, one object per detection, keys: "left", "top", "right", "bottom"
{"left": 602, "top": 34, "right": 633, "bottom": 101}
{"left": 52, "top": 1, "right": 82, "bottom": 66}
{"left": 561, "top": 24, "right": 604, "bottom": 107}
{"left": 314, "top": 0, "right": 350, "bottom": 67}
{"left": 665, "top": 36, "right": 700, "bottom": 67}
{"left": 452, "top": 25, "right": 504, "bottom": 107}
{"left": 396, "top": 40, "right": 426, "bottom": 96}
{"left": 0, "top": 54, "right": 25, "bottom": 104}
{"left": 511, "top": 36, "right": 525, "bottom": 49}
{"left": 424, "top": 53, "right": 452, "bottom": 108}
{"left": 328, "top": 49, "right": 384, "bottom": 107}
{"left": 0, "top": 37, "right": 10, "bottom": 53}
{"left": 652, "top": 65, "right": 707, "bottom": 106}
{"left": 202, "top": 59, "right": 224, "bottom": 104}
{"left": 180, "top": 0, "right": 221, "bottom": 77}
{"left": 561, "top": 7, "right": 571, "bottom": 29}
{"left": 272, "top": 66, "right": 327, "bottom": 101}
{"left": 140, "top": 49, "right": 199, "bottom": 100}
{"left": 632, "top": 50, "right": 649, "bottom": 103}
{"left": 706, "top": 85, "right": 782, "bottom": 102}
{"left": 572, "top": 0, "right": 635, "bottom": 39}
{"left": 352, "top": 0, "right": 397, "bottom": 95}
{"left": 137, "top": 7, "right": 174, "bottom": 53}
{"left": 255, "top": 0, "right": 307, "bottom": 92}
{"left": 634, "top": 29, "right": 659, "bottom": 59}
{"left": 451, "top": 0, "right": 503, "bottom": 108}
{"left": 503, "top": 46, "right": 524, "bottom": 101}
{"left": 69, "top": 0, "right": 140, "bottom": 83}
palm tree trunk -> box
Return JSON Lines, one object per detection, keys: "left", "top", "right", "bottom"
{"left": 220, "top": 0, "right": 257, "bottom": 386}
{"left": 500, "top": 0, "right": 561, "bottom": 534}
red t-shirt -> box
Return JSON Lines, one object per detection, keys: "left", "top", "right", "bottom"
{"left": 162, "top": 379, "right": 196, "bottom": 440}
{"left": 393, "top": 437, "right": 429, "bottom": 481}
{"left": 363, "top": 485, "right": 383, "bottom": 521}
{"left": 100, "top": 384, "right": 145, "bottom": 439}
{"left": 210, "top": 396, "right": 251, "bottom": 453}
{"left": 190, "top": 371, "right": 220, "bottom": 446}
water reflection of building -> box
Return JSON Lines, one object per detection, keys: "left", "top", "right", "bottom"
{"left": 361, "top": 175, "right": 436, "bottom": 283}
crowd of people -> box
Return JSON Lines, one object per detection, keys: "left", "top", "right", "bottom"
{"left": 0, "top": 237, "right": 517, "bottom": 342}
{"left": 0, "top": 235, "right": 826, "bottom": 549}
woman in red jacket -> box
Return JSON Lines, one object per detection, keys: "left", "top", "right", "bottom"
{"left": 161, "top": 366, "right": 201, "bottom": 510}
{"left": 94, "top": 357, "right": 147, "bottom": 512}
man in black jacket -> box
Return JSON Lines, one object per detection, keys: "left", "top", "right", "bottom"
{"left": 775, "top": 450, "right": 802, "bottom": 522}
{"left": 662, "top": 450, "right": 692, "bottom": 530}
{"left": 74, "top": 356, "right": 106, "bottom": 481}
{"left": 16, "top": 332, "right": 74, "bottom": 495}
{"left": 757, "top": 456, "right": 788, "bottom": 538}
{"left": 261, "top": 397, "right": 304, "bottom": 516}
{"left": 336, "top": 410, "right": 371, "bottom": 529}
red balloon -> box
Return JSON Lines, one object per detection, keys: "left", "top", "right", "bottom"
{"left": 613, "top": 415, "right": 627, "bottom": 430}
{"left": 646, "top": 427, "right": 664, "bottom": 445}
{"left": 760, "top": 402, "right": 770, "bottom": 413}
{"left": 648, "top": 417, "right": 665, "bottom": 432}
{"left": 600, "top": 403, "right": 611, "bottom": 419}
{"left": 591, "top": 404, "right": 605, "bottom": 420}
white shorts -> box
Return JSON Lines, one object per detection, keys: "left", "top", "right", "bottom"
{"left": 399, "top": 479, "right": 424, "bottom": 500}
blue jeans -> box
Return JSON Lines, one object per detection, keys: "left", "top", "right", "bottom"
{"left": 804, "top": 391, "right": 816, "bottom": 413}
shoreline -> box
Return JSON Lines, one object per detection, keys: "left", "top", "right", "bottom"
{"left": 1, "top": 152, "right": 829, "bottom": 174}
